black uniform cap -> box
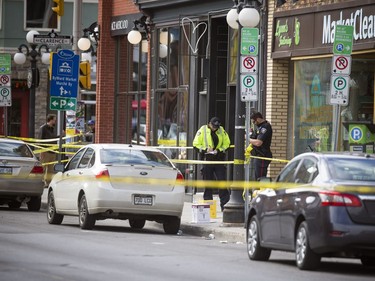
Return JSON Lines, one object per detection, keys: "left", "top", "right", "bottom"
{"left": 209, "top": 117, "right": 221, "bottom": 129}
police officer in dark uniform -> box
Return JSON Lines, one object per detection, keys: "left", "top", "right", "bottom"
{"left": 248, "top": 112, "right": 273, "bottom": 180}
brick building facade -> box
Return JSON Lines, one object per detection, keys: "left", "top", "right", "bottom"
{"left": 95, "top": 0, "right": 375, "bottom": 179}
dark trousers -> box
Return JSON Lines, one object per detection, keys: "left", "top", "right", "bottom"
{"left": 203, "top": 163, "right": 230, "bottom": 211}
{"left": 254, "top": 158, "right": 271, "bottom": 180}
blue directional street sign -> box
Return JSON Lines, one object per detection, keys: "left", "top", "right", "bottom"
{"left": 50, "top": 49, "right": 79, "bottom": 110}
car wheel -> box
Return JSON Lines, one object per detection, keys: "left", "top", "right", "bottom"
{"left": 361, "top": 257, "right": 375, "bottom": 267}
{"left": 47, "top": 191, "right": 64, "bottom": 225}
{"left": 129, "top": 219, "right": 146, "bottom": 229}
{"left": 163, "top": 217, "right": 180, "bottom": 234}
{"left": 8, "top": 201, "right": 22, "bottom": 209}
{"left": 247, "top": 216, "right": 271, "bottom": 261}
{"left": 78, "top": 194, "right": 96, "bottom": 230}
{"left": 295, "top": 221, "right": 321, "bottom": 270}
{"left": 27, "top": 196, "right": 41, "bottom": 212}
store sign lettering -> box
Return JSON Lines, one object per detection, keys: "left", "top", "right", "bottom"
{"left": 275, "top": 18, "right": 300, "bottom": 47}
{"left": 110, "top": 14, "right": 143, "bottom": 36}
{"left": 322, "top": 9, "right": 375, "bottom": 44}
{"left": 273, "top": 4, "right": 375, "bottom": 57}
{"left": 111, "top": 20, "right": 129, "bottom": 31}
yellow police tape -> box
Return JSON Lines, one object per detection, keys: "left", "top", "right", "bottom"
{"left": 1, "top": 172, "right": 369, "bottom": 194}
{"left": 1, "top": 135, "right": 289, "bottom": 167}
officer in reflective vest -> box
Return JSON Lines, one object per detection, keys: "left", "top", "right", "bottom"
{"left": 193, "top": 117, "right": 231, "bottom": 211}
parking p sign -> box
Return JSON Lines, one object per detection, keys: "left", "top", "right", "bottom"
{"left": 240, "top": 74, "right": 258, "bottom": 101}
{"left": 329, "top": 75, "right": 349, "bottom": 105}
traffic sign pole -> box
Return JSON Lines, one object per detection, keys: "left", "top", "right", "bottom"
{"left": 330, "top": 25, "right": 354, "bottom": 152}
{"left": 0, "top": 55, "right": 12, "bottom": 107}
{"left": 240, "top": 28, "right": 259, "bottom": 102}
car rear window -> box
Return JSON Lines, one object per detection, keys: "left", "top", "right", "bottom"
{"left": 328, "top": 158, "right": 375, "bottom": 181}
{"left": 100, "top": 149, "right": 173, "bottom": 168}
{"left": 0, "top": 142, "right": 34, "bottom": 158}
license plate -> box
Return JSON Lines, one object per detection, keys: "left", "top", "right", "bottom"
{"left": 0, "top": 167, "right": 12, "bottom": 175}
{"left": 134, "top": 195, "right": 153, "bottom": 206}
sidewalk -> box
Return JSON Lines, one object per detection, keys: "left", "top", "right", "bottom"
{"left": 41, "top": 190, "right": 246, "bottom": 243}
{"left": 179, "top": 193, "right": 246, "bottom": 243}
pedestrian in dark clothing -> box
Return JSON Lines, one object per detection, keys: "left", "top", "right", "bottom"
{"left": 85, "top": 119, "right": 95, "bottom": 143}
{"left": 248, "top": 112, "right": 273, "bottom": 180}
{"left": 39, "top": 114, "right": 58, "bottom": 187}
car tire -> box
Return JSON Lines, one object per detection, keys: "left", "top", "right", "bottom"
{"left": 247, "top": 216, "right": 271, "bottom": 261}
{"left": 47, "top": 191, "right": 64, "bottom": 225}
{"left": 361, "top": 257, "right": 375, "bottom": 267}
{"left": 27, "top": 196, "right": 41, "bottom": 212}
{"left": 79, "top": 194, "right": 96, "bottom": 230}
{"left": 129, "top": 219, "right": 146, "bottom": 229}
{"left": 163, "top": 217, "right": 180, "bottom": 234}
{"left": 295, "top": 221, "right": 321, "bottom": 270}
{"left": 8, "top": 201, "right": 22, "bottom": 209}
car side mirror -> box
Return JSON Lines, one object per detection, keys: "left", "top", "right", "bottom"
{"left": 54, "top": 163, "right": 65, "bottom": 173}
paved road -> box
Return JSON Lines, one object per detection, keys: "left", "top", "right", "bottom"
{"left": 1, "top": 207, "right": 374, "bottom": 281}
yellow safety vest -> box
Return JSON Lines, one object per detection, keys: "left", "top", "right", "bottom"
{"left": 193, "top": 125, "right": 230, "bottom": 152}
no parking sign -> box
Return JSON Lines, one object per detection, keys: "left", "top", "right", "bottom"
{"left": 241, "top": 56, "right": 258, "bottom": 73}
{"left": 331, "top": 55, "right": 351, "bottom": 75}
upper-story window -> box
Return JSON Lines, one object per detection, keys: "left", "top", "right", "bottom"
{"left": 25, "top": 0, "right": 58, "bottom": 30}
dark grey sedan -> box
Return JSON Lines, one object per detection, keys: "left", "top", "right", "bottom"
{"left": 246, "top": 152, "right": 375, "bottom": 270}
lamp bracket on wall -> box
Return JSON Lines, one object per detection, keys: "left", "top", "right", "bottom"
{"left": 133, "top": 16, "right": 152, "bottom": 40}
{"left": 83, "top": 22, "right": 100, "bottom": 44}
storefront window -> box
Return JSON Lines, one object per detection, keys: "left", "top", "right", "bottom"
{"left": 294, "top": 59, "right": 332, "bottom": 155}
{"left": 132, "top": 94, "right": 147, "bottom": 145}
{"left": 157, "top": 25, "right": 192, "bottom": 89}
{"left": 294, "top": 57, "right": 375, "bottom": 155}
{"left": 131, "top": 44, "right": 147, "bottom": 144}
{"left": 228, "top": 28, "right": 239, "bottom": 85}
{"left": 155, "top": 26, "right": 190, "bottom": 152}
{"left": 179, "top": 25, "right": 190, "bottom": 86}
{"left": 115, "top": 37, "right": 147, "bottom": 144}
{"left": 168, "top": 27, "right": 179, "bottom": 88}
{"left": 132, "top": 45, "right": 148, "bottom": 91}
{"left": 156, "top": 89, "right": 188, "bottom": 149}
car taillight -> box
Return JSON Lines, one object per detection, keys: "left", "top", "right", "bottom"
{"left": 319, "top": 191, "right": 362, "bottom": 207}
{"left": 176, "top": 171, "right": 184, "bottom": 181}
{"left": 96, "top": 169, "right": 110, "bottom": 179}
{"left": 31, "top": 165, "right": 44, "bottom": 174}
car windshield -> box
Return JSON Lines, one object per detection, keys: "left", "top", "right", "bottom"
{"left": 0, "top": 142, "right": 34, "bottom": 158}
{"left": 100, "top": 149, "right": 173, "bottom": 168}
{"left": 328, "top": 158, "right": 375, "bottom": 182}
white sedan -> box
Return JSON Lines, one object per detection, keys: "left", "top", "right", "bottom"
{"left": 47, "top": 144, "right": 185, "bottom": 234}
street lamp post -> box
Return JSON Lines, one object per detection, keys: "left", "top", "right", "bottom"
{"left": 14, "top": 30, "right": 50, "bottom": 138}
{"left": 223, "top": 0, "right": 261, "bottom": 224}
